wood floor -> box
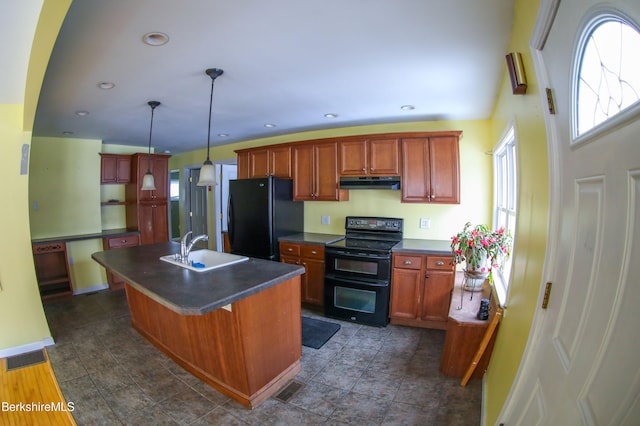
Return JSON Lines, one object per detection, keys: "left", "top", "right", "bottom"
{"left": 0, "top": 349, "right": 76, "bottom": 426}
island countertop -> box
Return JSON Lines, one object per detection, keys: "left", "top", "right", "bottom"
{"left": 92, "top": 242, "right": 304, "bottom": 316}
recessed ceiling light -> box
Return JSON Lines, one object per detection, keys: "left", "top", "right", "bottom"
{"left": 324, "top": 113, "right": 338, "bottom": 119}
{"left": 400, "top": 105, "right": 415, "bottom": 111}
{"left": 75, "top": 110, "right": 89, "bottom": 116}
{"left": 62, "top": 131, "right": 74, "bottom": 136}
{"left": 97, "top": 82, "right": 115, "bottom": 90}
{"left": 264, "top": 123, "right": 277, "bottom": 128}
{"left": 164, "top": 150, "right": 171, "bottom": 154}
{"left": 142, "top": 32, "right": 169, "bottom": 46}
{"left": 217, "top": 133, "right": 229, "bottom": 137}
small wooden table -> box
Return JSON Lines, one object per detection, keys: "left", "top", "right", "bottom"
{"left": 439, "top": 277, "right": 500, "bottom": 379}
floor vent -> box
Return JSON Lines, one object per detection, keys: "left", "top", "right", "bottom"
{"left": 6, "top": 349, "right": 47, "bottom": 372}
{"left": 274, "top": 381, "right": 304, "bottom": 403}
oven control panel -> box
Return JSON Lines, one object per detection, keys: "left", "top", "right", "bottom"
{"left": 345, "top": 217, "right": 403, "bottom": 232}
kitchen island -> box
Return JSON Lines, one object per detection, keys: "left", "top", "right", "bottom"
{"left": 92, "top": 242, "right": 305, "bottom": 409}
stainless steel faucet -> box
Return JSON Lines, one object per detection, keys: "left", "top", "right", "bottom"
{"left": 180, "top": 231, "right": 209, "bottom": 263}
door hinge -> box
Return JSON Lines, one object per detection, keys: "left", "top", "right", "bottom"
{"left": 542, "top": 282, "right": 552, "bottom": 309}
{"left": 545, "top": 88, "right": 556, "bottom": 115}
{"left": 189, "top": 177, "right": 193, "bottom": 183}
{"left": 189, "top": 211, "right": 193, "bottom": 217}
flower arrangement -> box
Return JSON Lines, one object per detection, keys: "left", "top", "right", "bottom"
{"left": 450, "top": 222, "right": 512, "bottom": 279}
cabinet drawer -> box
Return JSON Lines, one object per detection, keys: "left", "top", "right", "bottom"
{"left": 301, "top": 245, "right": 324, "bottom": 260}
{"left": 280, "top": 243, "right": 301, "bottom": 257}
{"left": 393, "top": 255, "right": 423, "bottom": 270}
{"left": 106, "top": 235, "right": 140, "bottom": 249}
{"left": 426, "top": 256, "right": 453, "bottom": 270}
{"left": 33, "top": 242, "right": 65, "bottom": 254}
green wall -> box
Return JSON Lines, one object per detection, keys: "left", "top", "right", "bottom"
{"left": 483, "top": 0, "right": 548, "bottom": 423}
{"left": 27, "top": 138, "right": 150, "bottom": 292}
{"left": 29, "top": 137, "right": 102, "bottom": 238}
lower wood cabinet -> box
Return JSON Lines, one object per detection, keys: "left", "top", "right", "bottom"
{"left": 389, "top": 252, "right": 455, "bottom": 329}
{"left": 102, "top": 233, "right": 140, "bottom": 290}
{"left": 126, "top": 202, "right": 168, "bottom": 245}
{"left": 32, "top": 241, "right": 73, "bottom": 301}
{"left": 280, "top": 242, "right": 325, "bottom": 307}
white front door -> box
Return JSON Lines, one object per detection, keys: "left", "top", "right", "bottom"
{"left": 501, "top": 0, "right": 640, "bottom": 424}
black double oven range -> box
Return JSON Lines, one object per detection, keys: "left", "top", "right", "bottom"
{"left": 324, "top": 216, "right": 403, "bottom": 327}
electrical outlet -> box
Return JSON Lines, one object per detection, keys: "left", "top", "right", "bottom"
{"left": 321, "top": 215, "right": 330, "bottom": 225}
{"left": 419, "top": 218, "right": 431, "bottom": 229}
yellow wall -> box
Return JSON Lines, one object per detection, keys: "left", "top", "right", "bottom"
{"left": 483, "top": 0, "right": 548, "bottom": 423}
{"left": 0, "top": 0, "right": 71, "bottom": 353}
{"left": 169, "top": 119, "right": 496, "bottom": 241}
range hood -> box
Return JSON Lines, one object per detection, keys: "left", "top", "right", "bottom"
{"left": 339, "top": 176, "right": 401, "bottom": 190}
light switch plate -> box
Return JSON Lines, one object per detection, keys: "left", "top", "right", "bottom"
{"left": 419, "top": 218, "right": 431, "bottom": 229}
{"left": 321, "top": 215, "right": 330, "bottom": 225}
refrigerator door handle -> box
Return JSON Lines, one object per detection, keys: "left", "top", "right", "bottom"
{"left": 227, "top": 194, "right": 234, "bottom": 245}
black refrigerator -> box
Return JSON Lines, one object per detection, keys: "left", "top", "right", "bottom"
{"left": 227, "top": 177, "right": 304, "bottom": 261}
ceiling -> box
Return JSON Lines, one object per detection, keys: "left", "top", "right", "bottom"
{"left": 32, "top": 0, "right": 515, "bottom": 154}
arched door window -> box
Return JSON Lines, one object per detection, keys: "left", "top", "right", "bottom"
{"left": 574, "top": 13, "right": 640, "bottom": 139}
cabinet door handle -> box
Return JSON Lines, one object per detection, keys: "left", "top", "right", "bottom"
{"left": 311, "top": 250, "right": 317, "bottom": 255}
{"left": 436, "top": 261, "right": 444, "bottom": 266}
{"left": 425, "top": 274, "right": 430, "bottom": 279}
{"left": 403, "top": 260, "right": 412, "bottom": 265}
{"left": 287, "top": 248, "right": 293, "bottom": 252}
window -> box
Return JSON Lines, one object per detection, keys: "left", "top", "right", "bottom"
{"left": 493, "top": 125, "right": 517, "bottom": 304}
{"left": 574, "top": 14, "right": 640, "bottom": 139}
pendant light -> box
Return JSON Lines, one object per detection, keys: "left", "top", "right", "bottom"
{"left": 141, "top": 100, "right": 160, "bottom": 190}
{"left": 197, "top": 68, "right": 224, "bottom": 186}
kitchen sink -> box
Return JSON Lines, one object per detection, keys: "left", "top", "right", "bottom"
{"left": 160, "top": 250, "right": 248, "bottom": 272}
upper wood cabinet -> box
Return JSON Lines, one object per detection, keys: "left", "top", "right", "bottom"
{"left": 401, "top": 133, "right": 460, "bottom": 204}
{"left": 128, "top": 153, "right": 170, "bottom": 202}
{"left": 237, "top": 151, "right": 250, "bottom": 179}
{"left": 245, "top": 145, "right": 292, "bottom": 178}
{"left": 125, "top": 153, "right": 171, "bottom": 245}
{"left": 100, "top": 153, "right": 131, "bottom": 184}
{"left": 339, "top": 137, "right": 400, "bottom": 176}
{"left": 235, "top": 131, "right": 461, "bottom": 204}
{"left": 292, "top": 141, "right": 348, "bottom": 201}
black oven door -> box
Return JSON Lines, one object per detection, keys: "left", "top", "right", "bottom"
{"left": 323, "top": 275, "right": 390, "bottom": 327}
{"left": 325, "top": 249, "right": 391, "bottom": 282}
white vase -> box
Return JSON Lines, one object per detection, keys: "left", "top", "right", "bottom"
{"left": 464, "top": 249, "right": 490, "bottom": 291}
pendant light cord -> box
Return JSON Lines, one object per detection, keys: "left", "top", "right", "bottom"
{"left": 206, "top": 76, "right": 214, "bottom": 162}
{"left": 147, "top": 101, "right": 160, "bottom": 172}
{"left": 204, "top": 68, "right": 223, "bottom": 164}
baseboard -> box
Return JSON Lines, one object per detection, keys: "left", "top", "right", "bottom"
{"left": 0, "top": 337, "right": 55, "bottom": 359}
{"left": 73, "top": 283, "right": 109, "bottom": 295}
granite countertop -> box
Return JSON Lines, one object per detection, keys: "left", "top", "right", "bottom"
{"left": 33, "top": 228, "right": 139, "bottom": 244}
{"left": 392, "top": 238, "right": 453, "bottom": 256}
{"left": 278, "top": 232, "right": 345, "bottom": 245}
{"left": 92, "top": 242, "right": 304, "bottom": 316}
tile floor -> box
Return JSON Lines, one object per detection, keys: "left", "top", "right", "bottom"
{"left": 44, "top": 290, "right": 482, "bottom": 425}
